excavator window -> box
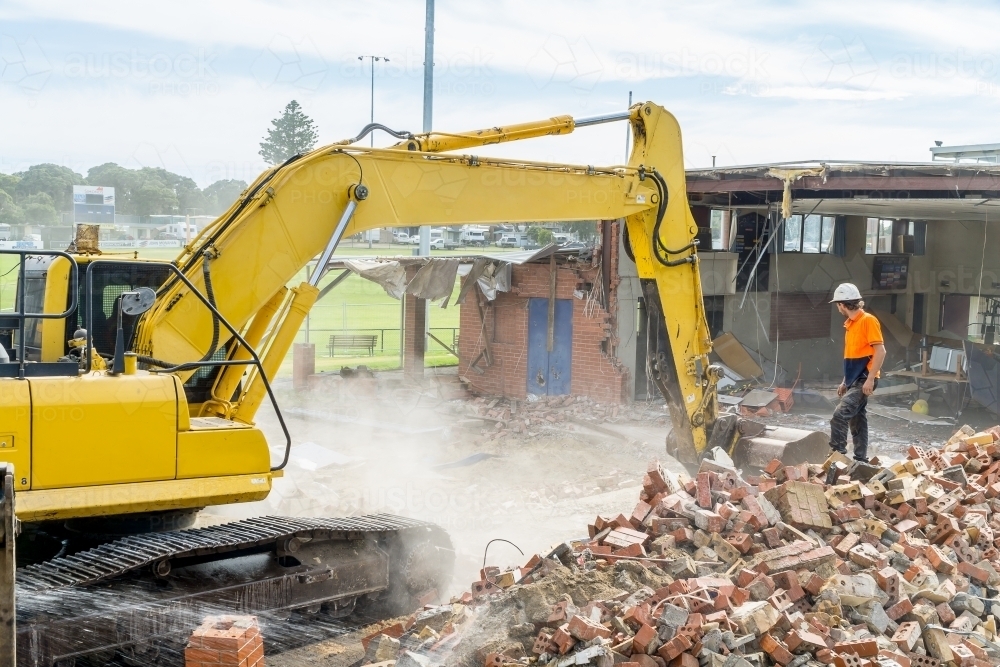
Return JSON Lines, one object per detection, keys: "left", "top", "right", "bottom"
{"left": 13, "top": 272, "right": 46, "bottom": 361}
{"left": 72, "top": 262, "right": 172, "bottom": 358}
{"left": 183, "top": 348, "right": 227, "bottom": 404}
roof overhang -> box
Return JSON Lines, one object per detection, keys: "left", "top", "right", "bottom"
{"left": 723, "top": 197, "right": 1000, "bottom": 222}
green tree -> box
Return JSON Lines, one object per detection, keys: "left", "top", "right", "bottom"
{"left": 0, "top": 173, "right": 20, "bottom": 195}
{"left": 203, "top": 179, "right": 248, "bottom": 214}
{"left": 131, "top": 180, "right": 178, "bottom": 215}
{"left": 259, "top": 100, "right": 319, "bottom": 165}
{"left": 0, "top": 190, "right": 24, "bottom": 226}
{"left": 86, "top": 162, "right": 140, "bottom": 213}
{"left": 565, "top": 221, "right": 598, "bottom": 242}
{"left": 139, "top": 167, "right": 204, "bottom": 214}
{"left": 22, "top": 192, "right": 59, "bottom": 224}
{"left": 528, "top": 226, "right": 554, "bottom": 245}
{"left": 86, "top": 163, "right": 187, "bottom": 216}
{"left": 14, "top": 164, "right": 82, "bottom": 211}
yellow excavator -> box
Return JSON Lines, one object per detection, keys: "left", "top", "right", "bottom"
{"left": 0, "top": 101, "right": 827, "bottom": 665}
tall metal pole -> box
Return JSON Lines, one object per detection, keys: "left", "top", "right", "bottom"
{"left": 370, "top": 60, "right": 375, "bottom": 147}
{"left": 625, "top": 90, "right": 632, "bottom": 160}
{"left": 418, "top": 0, "right": 434, "bottom": 258}
{"left": 416, "top": 0, "right": 435, "bottom": 371}
{"left": 358, "top": 55, "right": 390, "bottom": 147}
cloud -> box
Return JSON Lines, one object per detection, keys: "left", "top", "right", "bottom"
{"left": 1, "top": 0, "right": 999, "bottom": 182}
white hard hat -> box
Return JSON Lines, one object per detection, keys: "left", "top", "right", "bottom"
{"left": 830, "top": 283, "right": 862, "bottom": 303}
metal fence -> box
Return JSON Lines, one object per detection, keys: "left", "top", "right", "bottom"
{"left": 297, "top": 302, "right": 459, "bottom": 359}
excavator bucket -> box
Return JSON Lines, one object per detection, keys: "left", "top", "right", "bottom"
{"left": 728, "top": 420, "right": 831, "bottom": 470}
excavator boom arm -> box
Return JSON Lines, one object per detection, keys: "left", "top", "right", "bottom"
{"left": 134, "top": 102, "right": 716, "bottom": 458}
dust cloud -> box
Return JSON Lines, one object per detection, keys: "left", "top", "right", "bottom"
{"left": 204, "top": 368, "right": 676, "bottom": 596}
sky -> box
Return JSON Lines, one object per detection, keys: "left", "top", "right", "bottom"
{"left": 1, "top": 0, "right": 999, "bottom": 188}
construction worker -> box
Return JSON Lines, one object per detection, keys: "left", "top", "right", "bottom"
{"left": 830, "top": 283, "right": 885, "bottom": 462}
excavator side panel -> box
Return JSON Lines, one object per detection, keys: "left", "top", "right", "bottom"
{"left": 28, "top": 373, "right": 179, "bottom": 489}
{"left": 176, "top": 426, "right": 271, "bottom": 479}
{"left": 0, "top": 381, "right": 30, "bottom": 491}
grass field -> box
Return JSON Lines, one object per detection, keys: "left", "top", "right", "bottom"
{"left": 0, "top": 241, "right": 509, "bottom": 374}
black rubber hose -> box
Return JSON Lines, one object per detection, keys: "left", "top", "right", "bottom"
{"left": 622, "top": 222, "right": 635, "bottom": 263}
{"left": 136, "top": 354, "right": 173, "bottom": 368}
{"left": 138, "top": 251, "right": 219, "bottom": 371}
{"left": 649, "top": 169, "right": 698, "bottom": 267}
{"left": 199, "top": 252, "right": 220, "bottom": 362}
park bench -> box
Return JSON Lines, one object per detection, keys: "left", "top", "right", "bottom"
{"left": 327, "top": 334, "right": 378, "bottom": 357}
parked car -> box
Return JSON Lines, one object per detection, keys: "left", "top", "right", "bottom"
{"left": 498, "top": 235, "right": 521, "bottom": 247}
{"left": 430, "top": 238, "right": 446, "bottom": 250}
{"left": 393, "top": 231, "right": 410, "bottom": 243}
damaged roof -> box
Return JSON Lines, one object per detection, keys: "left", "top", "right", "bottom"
{"left": 687, "top": 160, "right": 1000, "bottom": 221}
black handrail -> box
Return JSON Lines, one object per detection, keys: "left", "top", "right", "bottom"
{"left": 0, "top": 249, "right": 79, "bottom": 380}
{"left": 83, "top": 260, "right": 293, "bottom": 471}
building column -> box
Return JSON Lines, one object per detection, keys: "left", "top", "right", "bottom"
{"left": 403, "top": 292, "right": 426, "bottom": 379}
{"left": 292, "top": 342, "right": 315, "bottom": 390}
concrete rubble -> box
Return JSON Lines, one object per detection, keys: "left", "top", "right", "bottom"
{"left": 461, "top": 395, "right": 670, "bottom": 440}
{"left": 359, "top": 424, "right": 1000, "bottom": 667}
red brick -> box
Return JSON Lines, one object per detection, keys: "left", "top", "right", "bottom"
{"left": 566, "top": 614, "right": 611, "bottom": 642}
{"left": 184, "top": 647, "right": 221, "bottom": 664}
{"left": 551, "top": 626, "right": 576, "bottom": 654}
{"left": 935, "top": 602, "right": 956, "bottom": 624}
{"left": 696, "top": 472, "right": 713, "bottom": 508}
{"left": 886, "top": 597, "right": 913, "bottom": 621}
{"left": 834, "top": 638, "right": 878, "bottom": 657}
{"left": 631, "top": 623, "right": 657, "bottom": 654}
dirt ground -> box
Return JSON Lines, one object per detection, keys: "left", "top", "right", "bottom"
{"left": 210, "top": 367, "right": 999, "bottom": 665}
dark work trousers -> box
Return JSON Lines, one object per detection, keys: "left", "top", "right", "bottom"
{"left": 830, "top": 377, "right": 878, "bottom": 461}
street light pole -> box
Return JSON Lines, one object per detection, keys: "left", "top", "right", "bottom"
{"left": 357, "top": 55, "right": 390, "bottom": 147}
{"left": 418, "top": 0, "right": 434, "bottom": 258}
{"left": 358, "top": 54, "right": 389, "bottom": 247}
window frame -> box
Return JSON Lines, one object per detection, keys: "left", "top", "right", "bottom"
{"left": 865, "top": 218, "right": 926, "bottom": 255}
{"left": 782, "top": 214, "right": 837, "bottom": 254}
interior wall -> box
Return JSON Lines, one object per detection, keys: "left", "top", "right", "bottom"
{"left": 613, "top": 208, "right": 999, "bottom": 390}
{"left": 923, "top": 218, "right": 1000, "bottom": 339}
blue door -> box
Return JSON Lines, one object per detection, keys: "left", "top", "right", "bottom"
{"left": 527, "top": 298, "right": 573, "bottom": 395}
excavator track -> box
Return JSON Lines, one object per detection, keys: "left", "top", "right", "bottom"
{"left": 16, "top": 514, "right": 454, "bottom": 667}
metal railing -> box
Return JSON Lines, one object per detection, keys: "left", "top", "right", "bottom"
{"left": 303, "top": 327, "right": 458, "bottom": 357}
{"left": 83, "top": 259, "right": 293, "bottom": 471}
{"left": 0, "top": 249, "right": 79, "bottom": 379}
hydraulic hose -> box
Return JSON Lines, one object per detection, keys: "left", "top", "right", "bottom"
{"left": 199, "top": 251, "right": 220, "bottom": 363}
{"left": 648, "top": 169, "right": 698, "bottom": 267}
{"left": 138, "top": 250, "right": 220, "bottom": 371}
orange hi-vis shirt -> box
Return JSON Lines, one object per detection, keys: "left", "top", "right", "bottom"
{"left": 843, "top": 311, "right": 883, "bottom": 386}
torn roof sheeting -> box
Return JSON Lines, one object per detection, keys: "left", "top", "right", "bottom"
{"left": 326, "top": 243, "right": 589, "bottom": 304}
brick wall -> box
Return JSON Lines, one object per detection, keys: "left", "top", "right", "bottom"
{"left": 458, "top": 243, "right": 627, "bottom": 403}
{"left": 768, "top": 292, "right": 833, "bottom": 341}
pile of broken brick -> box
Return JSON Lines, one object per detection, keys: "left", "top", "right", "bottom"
{"left": 462, "top": 395, "right": 669, "bottom": 440}
{"left": 361, "top": 424, "right": 1000, "bottom": 667}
